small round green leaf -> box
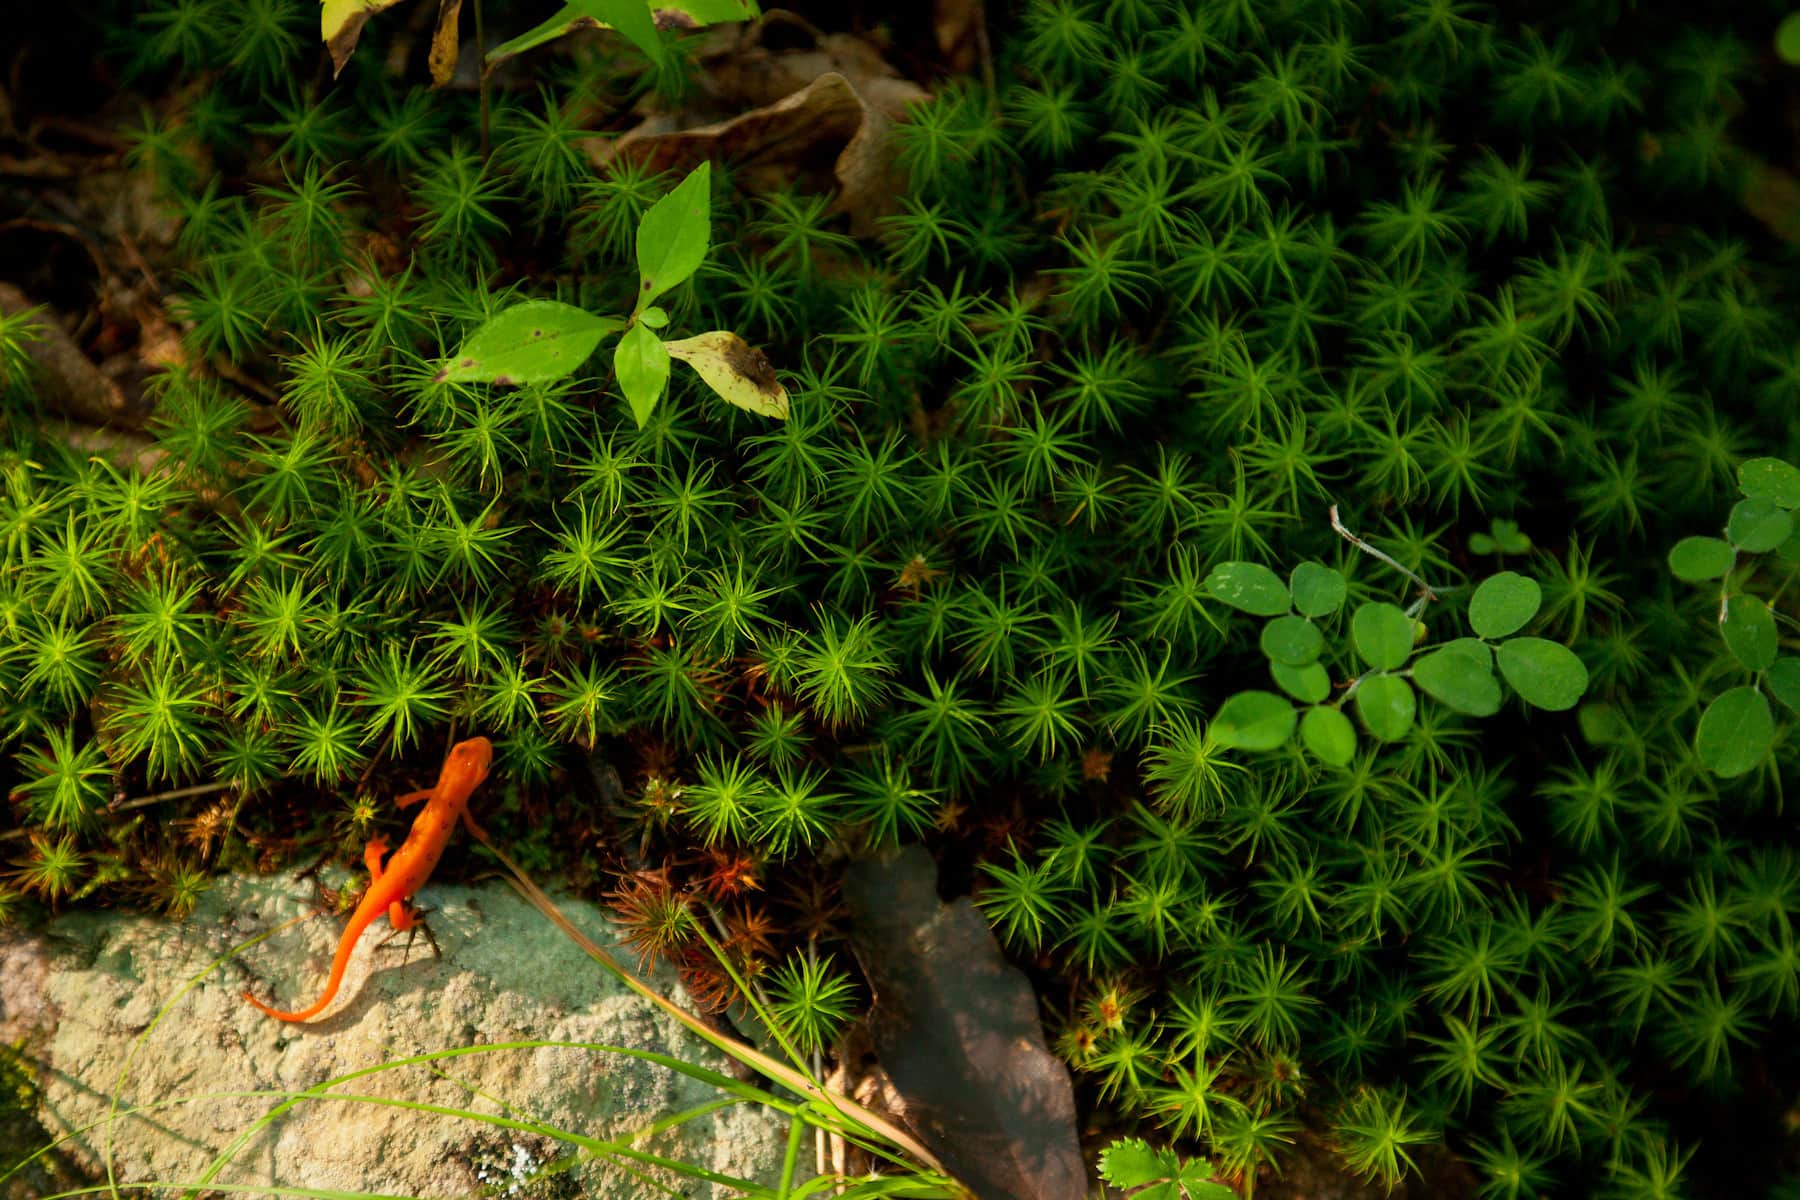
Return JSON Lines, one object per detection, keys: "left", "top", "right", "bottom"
{"left": 1578, "top": 701, "right": 1633, "bottom": 748}
{"left": 1209, "top": 690, "right": 1297, "bottom": 751}
{"left": 1695, "top": 686, "right": 1774, "bottom": 778}
{"left": 1352, "top": 602, "right": 1416, "bottom": 670}
{"left": 1270, "top": 660, "right": 1330, "bottom": 704}
{"left": 1289, "top": 563, "right": 1346, "bottom": 618}
{"left": 1300, "top": 705, "right": 1356, "bottom": 766}
{"left": 1721, "top": 594, "right": 1778, "bottom": 672}
{"left": 1468, "top": 572, "right": 1542, "bottom": 639}
{"left": 1738, "top": 457, "right": 1800, "bottom": 508}
{"left": 1780, "top": 527, "right": 1800, "bottom": 563}
{"left": 1411, "top": 647, "right": 1503, "bottom": 716}
{"left": 1260, "top": 615, "right": 1324, "bottom": 666}
{"left": 1782, "top": 12, "right": 1800, "bottom": 64}
{"left": 1496, "top": 637, "right": 1589, "bottom": 711}
{"left": 1727, "top": 497, "right": 1794, "bottom": 554}
{"left": 1355, "top": 675, "right": 1416, "bottom": 742}
{"left": 1439, "top": 637, "right": 1493, "bottom": 667}
{"left": 1667, "top": 536, "right": 1736, "bottom": 582}
{"left": 1206, "top": 562, "right": 1290, "bottom": 617}
{"left": 1767, "top": 658, "right": 1800, "bottom": 713}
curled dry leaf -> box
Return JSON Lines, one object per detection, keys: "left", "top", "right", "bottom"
{"left": 599, "top": 14, "right": 930, "bottom": 235}
{"left": 663, "top": 330, "right": 787, "bottom": 419}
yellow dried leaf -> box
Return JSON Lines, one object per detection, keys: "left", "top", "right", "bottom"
{"left": 663, "top": 331, "right": 788, "bottom": 419}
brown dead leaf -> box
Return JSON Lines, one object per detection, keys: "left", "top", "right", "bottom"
{"left": 428, "top": 0, "right": 466, "bottom": 87}
{"left": 0, "top": 283, "right": 140, "bottom": 427}
{"left": 598, "top": 12, "right": 930, "bottom": 235}
{"left": 932, "top": 0, "right": 988, "bottom": 76}
{"left": 844, "top": 844, "right": 1084, "bottom": 1200}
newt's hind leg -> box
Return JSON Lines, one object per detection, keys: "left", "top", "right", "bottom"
{"left": 375, "top": 908, "right": 441, "bottom": 964}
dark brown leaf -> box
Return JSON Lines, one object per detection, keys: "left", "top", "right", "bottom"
{"left": 844, "top": 844, "right": 1083, "bottom": 1200}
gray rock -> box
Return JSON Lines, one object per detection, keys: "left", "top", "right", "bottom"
{"left": 1, "top": 872, "right": 790, "bottom": 1199}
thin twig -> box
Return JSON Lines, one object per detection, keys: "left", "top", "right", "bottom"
{"left": 1330, "top": 504, "right": 1438, "bottom": 603}
{"left": 475, "top": 0, "right": 491, "bottom": 162}
{"left": 112, "top": 779, "right": 234, "bottom": 813}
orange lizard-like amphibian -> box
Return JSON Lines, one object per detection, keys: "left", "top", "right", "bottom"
{"left": 243, "top": 735, "right": 493, "bottom": 1022}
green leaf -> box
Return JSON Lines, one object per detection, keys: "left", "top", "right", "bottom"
{"left": 1727, "top": 497, "right": 1794, "bottom": 554}
{"left": 484, "top": 0, "right": 754, "bottom": 69}
{"left": 1667, "top": 536, "right": 1736, "bottom": 582}
{"left": 1721, "top": 594, "right": 1778, "bottom": 672}
{"left": 1355, "top": 675, "right": 1416, "bottom": 741}
{"left": 1780, "top": 527, "right": 1800, "bottom": 563}
{"left": 1260, "top": 615, "right": 1324, "bottom": 666}
{"left": 1209, "top": 691, "right": 1297, "bottom": 751}
{"left": 1098, "top": 1139, "right": 1173, "bottom": 1189}
{"left": 1781, "top": 12, "right": 1800, "bottom": 65}
{"left": 1206, "top": 562, "right": 1290, "bottom": 616}
{"left": 1411, "top": 647, "right": 1503, "bottom": 716}
{"left": 1300, "top": 705, "right": 1356, "bottom": 766}
{"left": 572, "top": 0, "right": 665, "bottom": 68}
{"left": 663, "top": 330, "right": 789, "bottom": 419}
{"left": 1270, "top": 660, "right": 1330, "bottom": 704}
{"left": 1176, "top": 1161, "right": 1236, "bottom": 1200}
{"left": 1578, "top": 701, "right": 1633, "bottom": 748}
{"left": 1496, "top": 637, "right": 1589, "bottom": 711}
{"left": 1352, "top": 602, "right": 1415, "bottom": 670}
{"left": 1695, "top": 686, "right": 1774, "bottom": 778}
{"left": 635, "top": 160, "right": 712, "bottom": 314}
{"left": 1767, "top": 658, "right": 1800, "bottom": 712}
{"left": 1738, "top": 457, "right": 1800, "bottom": 508}
{"left": 436, "top": 301, "right": 621, "bottom": 385}
{"left": 1468, "top": 571, "right": 1541, "bottom": 639}
{"left": 1288, "top": 563, "right": 1346, "bottom": 618}
{"left": 614, "top": 321, "right": 670, "bottom": 427}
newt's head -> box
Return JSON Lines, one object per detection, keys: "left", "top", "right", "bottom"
{"left": 451, "top": 736, "right": 494, "bottom": 778}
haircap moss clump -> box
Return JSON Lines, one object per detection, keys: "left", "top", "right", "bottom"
{"left": 3, "top": 0, "right": 1799, "bottom": 1196}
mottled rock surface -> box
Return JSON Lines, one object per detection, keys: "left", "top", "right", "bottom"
{"left": 0, "top": 873, "right": 787, "bottom": 1199}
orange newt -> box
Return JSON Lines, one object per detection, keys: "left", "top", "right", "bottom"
{"left": 243, "top": 736, "right": 493, "bottom": 1022}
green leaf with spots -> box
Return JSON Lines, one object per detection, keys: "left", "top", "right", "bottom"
{"left": 1209, "top": 690, "right": 1297, "bottom": 751}
{"left": 1468, "top": 571, "right": 1541, "bottom": 639}
{"left": 1355, "top": 675, "right": 1415, "bottom": 741}
{"left": 1352, "top": 602, "right": 1415, "bottom": 670}
{"left": 1496, "top": 637, "right": 1589, "bottom": 711}
{"left": 635, "top": 160, "right": 712, "bottom": 314}
{"left": 437, "top": 301, "right": 622, "bottom": 385}
{"left": 1301, "top": 705, "right": 1356, "bottom": 766}
{"left": 1695, "top": 686, "right": 1774, "bottom": 778}
{"left": 1206, "top": 562, "right": 1290, "bottom": 617}
{"left": 1738, "top": 457, "right": 1800, "bottom": 508}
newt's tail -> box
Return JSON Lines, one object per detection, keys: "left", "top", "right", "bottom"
{"left": 242, "top": 983, "right": 339, "bottom": 1023}
{"left": 242, "top": 921, "right": 363, "bottom": 1022}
